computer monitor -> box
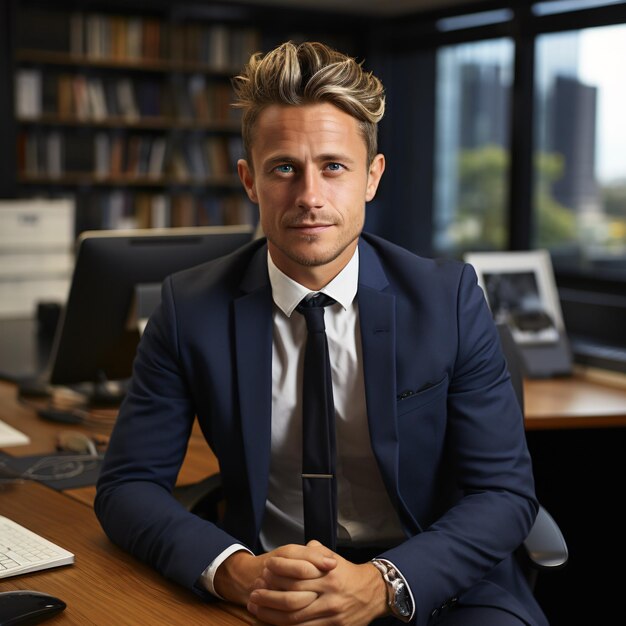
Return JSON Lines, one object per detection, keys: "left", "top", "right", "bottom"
{"left": 45, "top": 225, "right": 254, "bottom": 401}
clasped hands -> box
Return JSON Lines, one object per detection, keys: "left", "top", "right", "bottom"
{"left": 215, "top": 540, "right": 388, "bottom": 626}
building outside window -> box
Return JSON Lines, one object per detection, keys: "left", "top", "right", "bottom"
{"left": 534, "top": 23, "right": 626, "bottom": 274}
{"left": 433, "top": 38, "right": 514, "bottom": 257}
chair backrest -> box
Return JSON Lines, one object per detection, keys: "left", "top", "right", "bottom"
{"left": 496, "top": 322, "right": 569, "bottom": 589}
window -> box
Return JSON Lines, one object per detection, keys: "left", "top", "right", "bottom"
{"left": 534, "top": 24, "right": 626, "bottom": 274}
{"left": 433, "top": 39, "right": 514, "bottom": 256}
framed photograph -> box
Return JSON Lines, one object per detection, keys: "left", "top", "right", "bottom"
{"left": 464, "top": 249, "right": 565, "bottom": 346}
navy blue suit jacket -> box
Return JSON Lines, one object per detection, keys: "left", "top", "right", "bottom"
{"left": 95, "top": 234, "right": 546, "bottom": 626}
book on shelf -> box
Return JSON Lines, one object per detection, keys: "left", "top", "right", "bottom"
{"left": 72, "top": 75, "right": 90, "bottom": 121}
{"left": 19, "top": 8, "right": 261, "bottom": 69}
{"left": 15, "top": 68, "right": 238, "bottom": 125}
{"left": 57, "top": 74, "right": 75, "bottom": 118}
{"left": 15, "top": 69, "right": 42, "bottom": 119}
{"left": 87, "top": 78, "right": 108, "bottom": 120}
{"left": 150, "top": 194, "right": 170, "bottom": 228}
{"left": 142, "top": 17, "right": 162, "bottom": 61}
{"left": 205, "top": 137, "right": 231, "bottom": 178}
{"left": 109, "top": 134, "right": 125, "bottom": 176}
{"left": 72, "top": 190, "right": 254, "bottom": 232}
{"left": 126, "top": 17, "right": 143, "bottom": 61}
{"left": 171, "top": 194, "right": 197, "bottom": 227}
{"left": 110, "top": 15, "right": 128, "bottom": 60}
{"left": 46, "top": 132, "right": 63, "bottom": 179}
{"left": 94, "top": 132, "right": 111, "bottom": 178}
{"left": 148, "top": 138, "right": 168, "bottom": 178}
{"left": 85, "top": 13, "right": 107, "bottom": 59}
{"left": 116, "top": 78, "right": 140, "bottom": 121}
{"left": 189, "top": 75, "right": 211, "bottom": 121}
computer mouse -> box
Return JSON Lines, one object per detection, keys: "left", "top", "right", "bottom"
{"left": 0, "top": 591, "right": 66, "bottom": 626}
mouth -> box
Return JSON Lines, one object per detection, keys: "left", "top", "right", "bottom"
{"left": 288, "top": 223, "right": 334, "bottom": 235}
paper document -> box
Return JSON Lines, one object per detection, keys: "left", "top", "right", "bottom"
{"left": 0, "top": 420, "right": 30, "bottom": 447}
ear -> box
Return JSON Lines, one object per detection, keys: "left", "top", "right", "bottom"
{"left": 238, "top": 159, "right": 258, "bottom": 203}
{"left": 365, "top": 154, "right": 385, "bottom": 202}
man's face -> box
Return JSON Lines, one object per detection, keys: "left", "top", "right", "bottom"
{"left": 238, "top": 103, "right": 385, "bottom": 288}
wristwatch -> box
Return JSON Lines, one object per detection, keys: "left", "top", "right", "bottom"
{"left": 371, "top": 558, "right": 412, "bottom": 622}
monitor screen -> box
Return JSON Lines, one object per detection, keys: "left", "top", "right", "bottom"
{"left": 46, "top": 225, "right": 254, "bottom": 396}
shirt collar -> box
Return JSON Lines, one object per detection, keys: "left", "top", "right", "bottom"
{"left": 267, "top": 246, "right": 359, "bottom": 317}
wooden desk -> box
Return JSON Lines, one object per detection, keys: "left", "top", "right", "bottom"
{"left": 0, "top": 481, "right": 253, "bottom": 625}
{"left": 524, "top": 367, "right": 626, "bottom": 430}
{"left": 0, "top": 380, "right": 219, "bottom": 506}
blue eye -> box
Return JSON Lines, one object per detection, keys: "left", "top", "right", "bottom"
{"left": 327, "top": 163, "right": 343, "bottom": 171}
{"left": 275, "top": 164, "right": 294, "bottom": 174}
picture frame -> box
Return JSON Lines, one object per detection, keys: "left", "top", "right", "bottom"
{"left": 464, "top": 249, "right": 564, "bottom": 345}
{"left": 464, "top": 249, "right": 573, "bottom": 378}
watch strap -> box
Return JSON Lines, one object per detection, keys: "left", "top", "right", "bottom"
{"left": 371, "top": 558, "right": 412, "bottom": 622}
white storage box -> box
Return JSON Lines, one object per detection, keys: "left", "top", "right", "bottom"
{"left": 0, "top": 198, "right": 75, "bottom": 318}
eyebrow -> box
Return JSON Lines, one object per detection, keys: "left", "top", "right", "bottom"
{"left": 263, "top": 153, "right": 357, "bottom": 168}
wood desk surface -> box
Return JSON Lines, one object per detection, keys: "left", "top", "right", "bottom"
{"left": 523, "top": 367, "right": 626, "bottom": 430}
{"left": 0, "top": 481, "right": 253, "bottom": 625}
{"left": 0, "top": 380, "right": 219, "bottom": 506}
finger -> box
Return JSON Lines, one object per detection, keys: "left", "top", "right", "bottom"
{"left": 306, "top": 539, "right": 338, "bottom": 569}
{"left": 274, "top": 543, "right": 338, "bottom": 570}
{"left": 260, "top": 568, "right": 324, "bottom": 593}
{"left": 265, "top": 554, "right": 336, "bottom": 580}
{"left": 248, "top": 599, "right": 326, "bottom": 626}
{"left": 249, "top": 588, "right": 318, "bottom": 612}
{"left": 264, "top": 555, "right": 325, "bottom": 580}
{"left": 249, "top": 604, "right": 336, "bottom": 626}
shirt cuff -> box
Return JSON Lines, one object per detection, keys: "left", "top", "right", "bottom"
{"left": 198, "top": 544, "right": 253, "bottom": 598}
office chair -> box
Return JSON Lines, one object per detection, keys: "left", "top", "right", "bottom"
{"left": 496, "top": 322, "right": 569, "bottom": 589}
{"left": 175, "top": 323, "right": 568, "bottom": 591}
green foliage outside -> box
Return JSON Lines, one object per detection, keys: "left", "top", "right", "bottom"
{"left": 453, "top": 145, "right": 576, "bottom": 251}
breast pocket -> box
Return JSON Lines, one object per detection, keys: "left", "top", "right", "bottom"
{"left": 396, "top": 374, "right": 448, "bottom": 416}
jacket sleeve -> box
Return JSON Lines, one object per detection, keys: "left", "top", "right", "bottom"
{"left": 94, "top": 276, "right": 239, "bottom": 597}
{"left": 380, "top": 263, "right": 539, "bottom": 624}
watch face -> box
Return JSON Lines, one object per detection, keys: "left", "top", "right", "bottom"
{"left": 393, "top": 581, "right": 411, "bottom": 617}
{"left": 397, "top": 597, "right": 411, "bottom": 616}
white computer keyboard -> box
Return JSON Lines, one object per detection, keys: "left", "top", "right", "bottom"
{"left": 0, "top": 516, "right": 74, "bottom": 578}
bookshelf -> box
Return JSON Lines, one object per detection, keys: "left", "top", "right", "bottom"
{"left": 8, "top": 2, "right": 262, "bottom": 234}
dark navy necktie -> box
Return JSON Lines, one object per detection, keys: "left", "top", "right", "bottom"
{"left": 296, "top": 293, "right": 337, "bottom": 550}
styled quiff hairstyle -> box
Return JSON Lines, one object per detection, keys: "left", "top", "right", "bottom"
{"left": 232, "top": 41, "right": 385, "bottom": 165}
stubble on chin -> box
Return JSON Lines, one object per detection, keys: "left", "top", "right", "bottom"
{"left": 267, "top": 231, "right": 360, "bottom": 268}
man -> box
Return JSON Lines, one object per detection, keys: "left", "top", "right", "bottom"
{"left": 95, "top": 41, "right": 547, "bottom": 626}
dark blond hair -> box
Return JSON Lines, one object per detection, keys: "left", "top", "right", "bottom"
{"left": 232, "top": 41, "right": 385, "bottom": 165}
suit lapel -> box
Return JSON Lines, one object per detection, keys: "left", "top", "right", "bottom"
{"left": 357, "top": 239, "right": 420, "bottom": 532}
{"left": 234, "top": 245, "right": 273, "bottom": 539}
{"left": 357, "top": 241, "right": 399, "bottom": 499}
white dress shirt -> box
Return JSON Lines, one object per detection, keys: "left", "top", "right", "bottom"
{"left": 262, "top": 247, "right": 405, "bottom": 549}
{"left": 202, "top": 246, "right": 408, "bottom": 600}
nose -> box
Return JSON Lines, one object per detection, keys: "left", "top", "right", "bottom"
{"left": 296, "top": 166, "right": 324, "bottom": 210}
